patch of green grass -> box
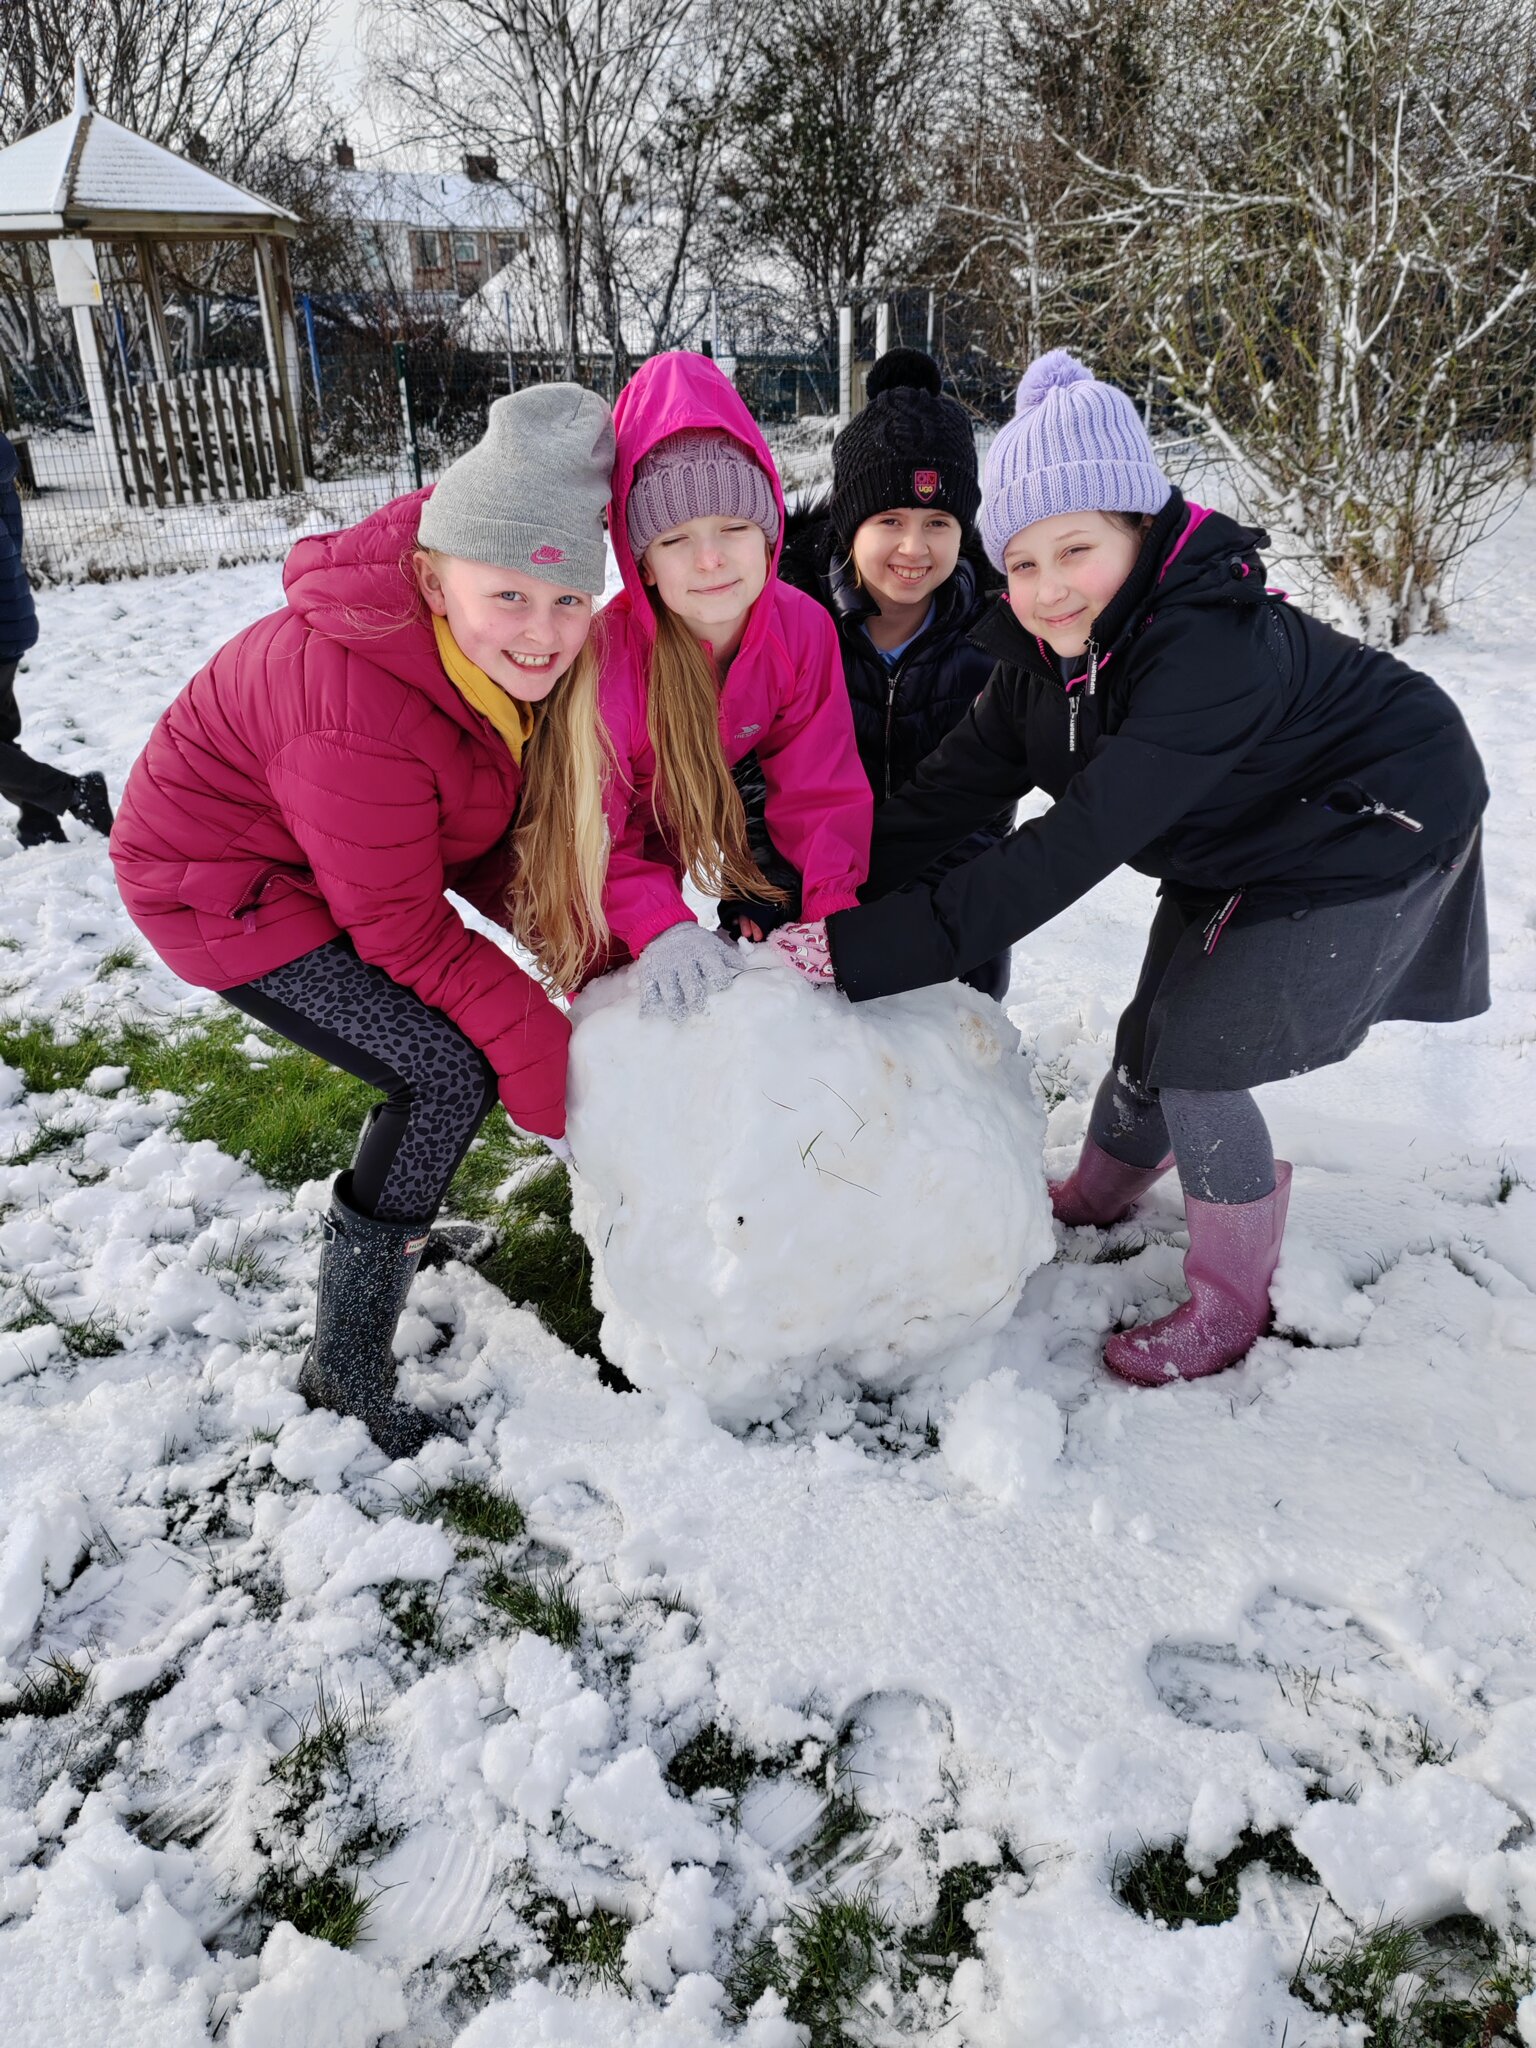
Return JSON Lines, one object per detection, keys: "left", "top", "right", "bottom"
{"left": 729, "top": 1885, "right": 895, "bottom": 2045}
{"left": 56, "top": 1300, "right": 124, "bottom": 1360}
{"left": 903, "top": 1861, "right": 998, "bottom": 1969}
{"left": 5, "top": 1114, "right": 86, "bottom": 1165}
{"left": 0, "top": 1013, "right": 374, "bottom": 1189}
{"left": 1293, "top": 1915, "right": 1531, "bottom": 2046}
{"left": 254, "top": 1857, "right": 372, "bottom": 1949}
{"left": 205, "top": 1227, "right": 284, "bottom": 1293}
{"left": 0, "top": 1280, "right": 53, "bottom": 1334}
{"left": 533, "top": 1893, "right": 629, "bottom": 1991}
{"left": 409, "top": 1478, "right": 525, "bottom": 1547}
{"left": 3, "top": 1014, "right": 607, "bottom": 1357}
{"left": 481, "top": 1565, "right": 582, "bottom": 1648}
{"left": 0, "top": 1652, "right": 91, "bottom": 1721}
{"left": 379, "top": 1577, "right": 446, "bottom": 1661}
{"left": 666, "top": 1722, "right": 763, "bottom": 1801}
{"left": 791, "top": 1783, "right": 871, "bottom": 1880}
{"left": 270, "top": 1679, "right": 373, "bottom": 1820}
{"left": 444, "top": 1124, "right": 603, "bottom": 1358}
{"left": 1114, "top": 1826, "right": 1318, "bottom": 1928}
{"left": 96, "top": 942, "right": 141, "bottom": 977}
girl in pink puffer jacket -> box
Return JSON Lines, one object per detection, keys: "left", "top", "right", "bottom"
{"left": 595, "top": 352, "right": 872, "bottom": 1016}
{"left": 111, "top": 385, "right": 615, "bottom": 1456}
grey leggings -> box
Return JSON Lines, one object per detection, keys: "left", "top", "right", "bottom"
{"left": 222, "top": 938, "right": 499, "bottom": 1223}
{"left": 1089, "top": 1068, "right": 1276, "bottom": 1205}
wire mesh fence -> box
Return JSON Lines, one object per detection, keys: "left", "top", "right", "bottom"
{"left": 3, "top": 280, "right": 1046, "bottom": 584}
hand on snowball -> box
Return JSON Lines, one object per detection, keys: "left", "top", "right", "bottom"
{"left": 768, "top": 919, "right": 835, "bottom": 987}
{"left": 544, "top": 1134, "right": 574, "bottom": 1166}
{"left": 638, "top": 919, "right": 743, "bottom": 1019}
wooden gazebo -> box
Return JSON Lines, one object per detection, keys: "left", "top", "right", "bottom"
{"left": 0, "top": 60, "right": 308, "bottom": 507}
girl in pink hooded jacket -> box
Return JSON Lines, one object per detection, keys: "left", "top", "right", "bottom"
{"left": 597, "top": 352, "right": 872, "bottom": 1015}
{"left": 111, "top": 385, "right": 615, "bottom": 1456}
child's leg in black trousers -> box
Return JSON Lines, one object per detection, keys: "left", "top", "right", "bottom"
{"left": 222, "top": 937, "right": 499, "bottom": 1224}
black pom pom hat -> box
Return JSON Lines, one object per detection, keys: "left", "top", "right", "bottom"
{"left": 828, "top": 348, "right": 981, "bottom": 550}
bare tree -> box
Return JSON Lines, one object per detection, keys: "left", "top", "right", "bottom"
{"left": 370, "top": 0, "right": 730, "bottom": 379}
{"left": 1070, "top": 0, "right": 1536, "bottom": 641}
{"left": 724, "top": 0, "right": 958, "bottom": 354}
{"left": 919, "top": 0, "right": 1158, "bottom": 385}
{"left": 0, "top": 0, "right": 327, "bottom": 177}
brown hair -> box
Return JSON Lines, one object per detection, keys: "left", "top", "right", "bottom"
{"left": 644, "top": 602, "right": 785, "bottom": 904}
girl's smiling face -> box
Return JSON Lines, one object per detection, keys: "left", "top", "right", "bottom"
{"left": 640, "top": 515, "right": 772, "bottom": 654}
{"left": 851, "top": 508, "right": 962, "bottom": 614}
{"left": 1003, "top": 511, "right": 1144, "bottom": 657}
{"left": 414, "top": 552, "right": 593, "bottom": 701}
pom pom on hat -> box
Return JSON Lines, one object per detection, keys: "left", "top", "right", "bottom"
{"left": 1015, "top": 348, "right": 1093, "bottom": 412}
{"left": 979, "top": 349, "right": 1172, "bottom": 570}
{"left": 866, "top": 347, "right": 943, "bottom": 401}
{"left": 828, "top": 348, "right": 980, "bottom": 547}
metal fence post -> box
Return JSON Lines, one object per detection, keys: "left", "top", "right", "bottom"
{"left": 393, "top": 339, "right": 422, "bottom": 489}
{"left": 838, "top": 306, "right": 853, "bottom": 420}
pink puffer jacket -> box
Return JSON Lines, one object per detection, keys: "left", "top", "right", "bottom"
{"left": 110, "top": 489, "right": 570, "bottom": 1137}
{"left": 598, "top": 352, "right": 872, "bottom": 956}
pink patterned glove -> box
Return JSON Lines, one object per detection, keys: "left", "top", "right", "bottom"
{"left": 768, "top": 919, "right": 835, "bottom": 986}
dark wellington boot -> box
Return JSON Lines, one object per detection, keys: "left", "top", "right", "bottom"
{"left": 65, "top": 771, "right": 114, "bottom": 836}
{"left": 297, "top": 1174, "right": 441, "bottom": 1459}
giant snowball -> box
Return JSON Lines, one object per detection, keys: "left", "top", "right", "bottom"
{"left": 566, "top": 954, "right": 1053, "bottom": 1423}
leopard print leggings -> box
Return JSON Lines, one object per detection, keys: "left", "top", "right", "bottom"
{"left": 222, "top": 938, "right": 499, "bottom": 1223}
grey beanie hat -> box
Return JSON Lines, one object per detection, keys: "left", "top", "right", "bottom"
{"left": 417, "top": 382, "right": 614, "bottom": 593}
{"left": 980, "top": 349, "right": 1171, "bottom": 569}
{"left": 626, "top": 429, "right": 780, "bottom": 560}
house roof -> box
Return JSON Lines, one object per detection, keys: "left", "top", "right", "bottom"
{"left": 335, "top": 168, "right": 534, "bottom": 235}
{"left": 0, "top": 61, "right": 301, "bottom": 240}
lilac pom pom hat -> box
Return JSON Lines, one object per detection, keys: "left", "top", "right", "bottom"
{"left": 979, "top": 350, "right": 1172, "bottom": 570}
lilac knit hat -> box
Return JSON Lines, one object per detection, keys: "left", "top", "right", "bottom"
{"left": 979, "top": 350, "right": 1171, "bottom": 569}
{"left": 626, "top": 428, "right": 780, "bottom": 560}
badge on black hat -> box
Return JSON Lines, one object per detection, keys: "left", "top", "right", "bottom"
{"left": 913, "top": 469, "right": 939, "bottom": 502}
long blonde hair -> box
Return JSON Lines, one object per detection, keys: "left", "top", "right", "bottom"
{"left": 507, "top": 620, "right": 614, "bottom": 992}
{"left": 645, "top": 603, "right": 786, "bottom": 904}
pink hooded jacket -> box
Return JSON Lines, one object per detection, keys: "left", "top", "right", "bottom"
{"left": 598, "top": 353, "right": 872, "bottom": 955}
{"left": 109, "top": 489, "right": 570, "bottom": 1137}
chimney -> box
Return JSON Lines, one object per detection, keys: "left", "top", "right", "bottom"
{"left": 334, "top": 137, "right": 356, "bottom": 171}
{"left": 463, "top": 152, "right": 497, "bottom": 184}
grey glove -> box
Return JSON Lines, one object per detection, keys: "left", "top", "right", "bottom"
{"left": 638, "top": 920, "right": 743, "bottom": 1019}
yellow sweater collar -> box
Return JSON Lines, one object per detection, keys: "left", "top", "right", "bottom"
{"left": 433, "top": 615, "right": 536, "bottom": 765}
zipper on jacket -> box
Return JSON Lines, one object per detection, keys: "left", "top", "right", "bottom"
{"left": 1085, "top": 639, "right": 1100, "bottom": 696}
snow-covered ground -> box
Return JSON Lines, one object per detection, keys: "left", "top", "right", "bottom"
{"left": 1, "top": 502, "right": 1534, "bottom": 2045}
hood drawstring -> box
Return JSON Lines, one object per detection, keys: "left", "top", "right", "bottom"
{"left": 1203, "top": 891, "right": 1243, "bottom": 954}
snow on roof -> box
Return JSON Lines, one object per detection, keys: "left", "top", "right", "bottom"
{"left": 0, "top": 75, "right": 300, "bottom": 238}
{"left": 335, "top": 169, "right": 534, "bottom": 234}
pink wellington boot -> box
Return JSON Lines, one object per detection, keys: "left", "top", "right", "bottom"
{"left": 1050, "top": 1135, "right": 1174, "bottom": 1227}
{"left": 1104, "top": 1163, "right": 1292, "bottom": 1385}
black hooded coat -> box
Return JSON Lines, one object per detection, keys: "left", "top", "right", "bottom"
{"left": 825, "top": 493, "right": 1489, "bottom": 1001}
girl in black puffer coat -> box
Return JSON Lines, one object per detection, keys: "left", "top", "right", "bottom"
{"left": 720, "top": 350, "right": 1014, "bottom": 998}
{"left": 769, "top": 352, "right": 1488, "bottom": 1391}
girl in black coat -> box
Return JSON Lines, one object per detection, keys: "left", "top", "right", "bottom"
{"left": 722, "top": 349, "right": 1013, "bottom": 997}
{"left": 769, "top": 352, "right": 1489, "bottom": 1388}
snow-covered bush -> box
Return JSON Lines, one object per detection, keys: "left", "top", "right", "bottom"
{"left": 566, "top": 956, "right": 1053, "bottom": 1424}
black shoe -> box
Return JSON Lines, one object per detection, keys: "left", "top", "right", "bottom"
{"left": 418, "top": 1219, "right": 498, "bottom": 1271}
{"left": 15, "top": 806, "right": 68, "bottom": 848}
{"left": 64, "top": 771, "right": 114, "bottom": 837}
{"left": 298, "top": 1175, "right": 442, "bottom": 1459}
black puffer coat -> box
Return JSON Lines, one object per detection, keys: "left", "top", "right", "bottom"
{"left": 721, "top": 511, "right": 1013, "bottom": 934}
{"left": 826, "top": 492, "right": 1489, "bottom": 1002}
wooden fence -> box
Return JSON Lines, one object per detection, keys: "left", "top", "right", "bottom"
{"left": 103, "top": 364, "right": 301, "bottom": 507}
